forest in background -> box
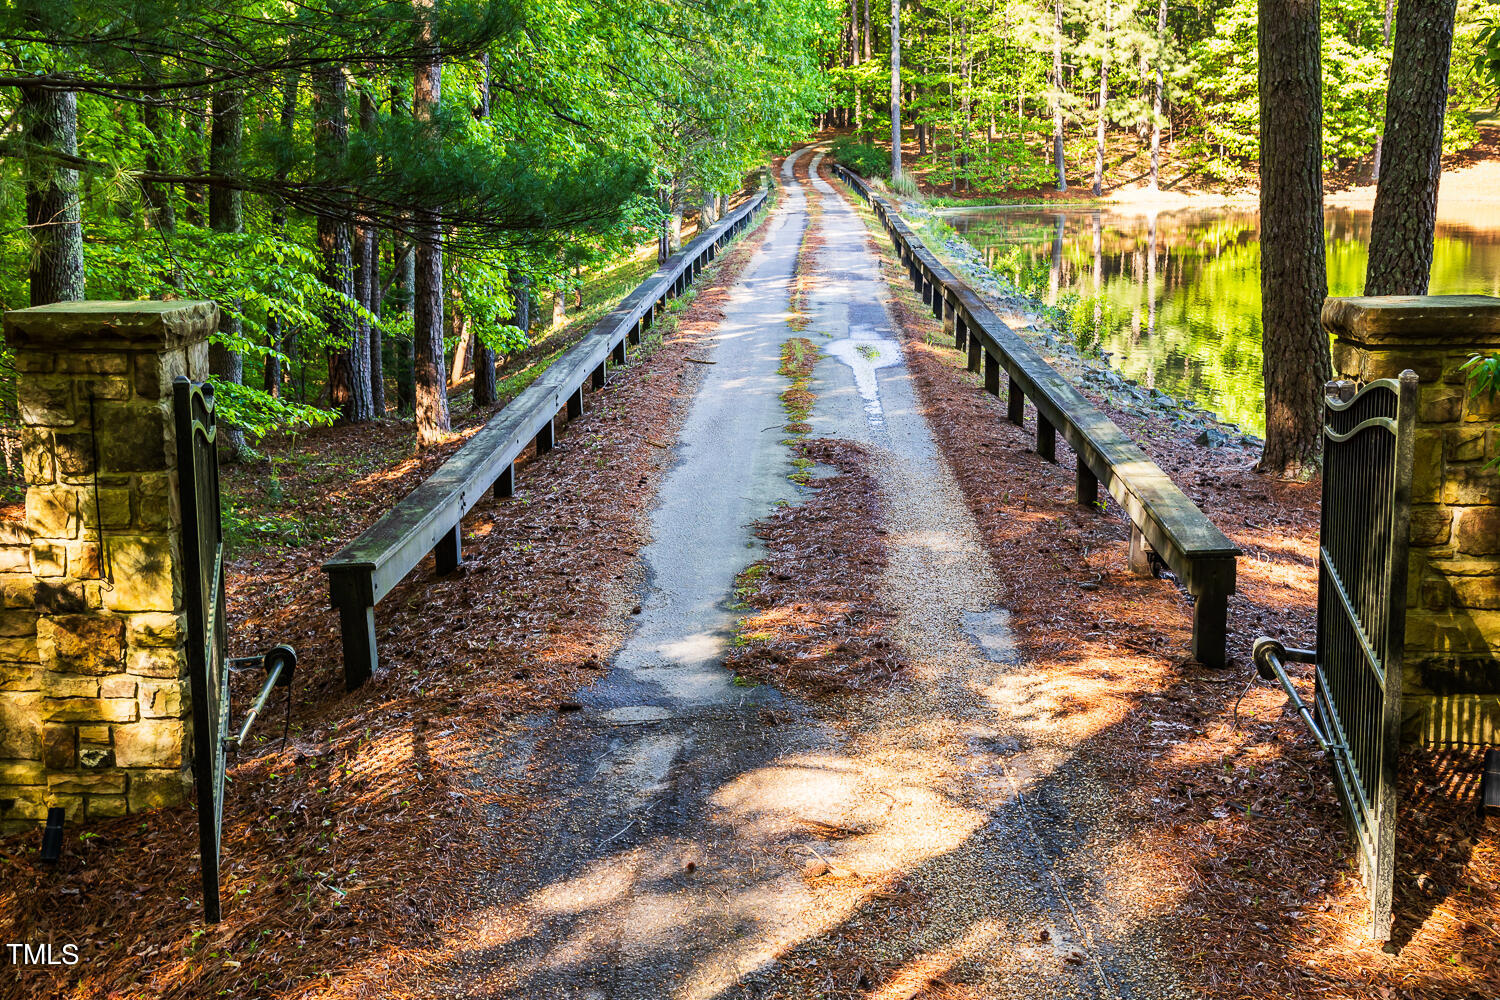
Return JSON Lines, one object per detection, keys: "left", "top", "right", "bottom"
{"left": 0, "top": 0, "right": 831, "bottom": 456}
{"left": 823, "top": 0, "right": 1500, "bottom": 194}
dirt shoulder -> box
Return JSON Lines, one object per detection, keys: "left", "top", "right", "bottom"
{"left": 835, "top": 174, "right": 1500, "bottom": 999}
{"left": 0, "top": 195, "right": 779, "bottom": 1000}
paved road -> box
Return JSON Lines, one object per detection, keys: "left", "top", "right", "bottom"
{"left": 430, "top": 148, "right": 1192, "bottom": 1000}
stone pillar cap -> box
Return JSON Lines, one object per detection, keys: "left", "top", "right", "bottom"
{"left": 1323, "top": 294, "right": 1500, "bottom": 347}
{"left": 3, "top": 300, "right": 219, "bottom": 351}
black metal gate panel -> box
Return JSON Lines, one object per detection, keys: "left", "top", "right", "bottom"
{"left": 174, "top": 376, "right": 229, "bottom": 923}
{"left": 1317, "top": 372, "right": 1417, "bottom": 940}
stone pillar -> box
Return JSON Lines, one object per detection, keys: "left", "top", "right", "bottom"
{"left": 0, "top": 300, "right": 216, "bottom": 831}
{"left": 1324, "top": 295, "right": 1500, "bottom": 744}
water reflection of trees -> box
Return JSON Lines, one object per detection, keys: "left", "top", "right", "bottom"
{"left": 953, "top": 207, "right": 1500, "bottom": 435}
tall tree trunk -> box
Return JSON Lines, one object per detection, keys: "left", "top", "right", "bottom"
{"left": 1053, "top": 0, "right": 1068, "bottom": 191}
{"left": 891, "top": 0, "right": 903, "bottom": 179}
{"left": 21, "top": 85, "right": 85, "bottom": 306}
{"left": 1257, "top": 0, "right": 1331, "bottom": 477}
{"left": 1150, "top": 0, "right": 1167, "bottom": 190}
{"left": 140, "top": 63, "right": 177, "bottom": 285}
{"left": 1371, "top": 0, "right": 1397, "bottom": 181}
{"left": 1092, "top": 0, "right": 1111, "bottom": 197}
{"left": 510, "top": 274, "right": 531, "bottom": 342}
{"left": 317, "top": 67, "right": 371, "bottom": 424}
{"left": 863, "top": 0, "right": 872, "bottom": 61}
{"left": 395, "top": 240, "right": 417, "bottom": 415}
{"left": 472, "top": 53, "right": 499, "bottom": 408}
{"left": 413, "top": 23, "right": 452, "bottom": 446}
{"left": 209, "top": 85, "right": 250, "bottom": 460}
{"left": 183, "top": 100, "right": 207, "bottom": 225}
{"left": 357, "top": 86, "right": 385, "bottom": 417}
{"left": 265, "top": 71, "right": 299, "bottom": 399}
{"left": 1365, "top": 0, "right": 1458, "bottom": 296}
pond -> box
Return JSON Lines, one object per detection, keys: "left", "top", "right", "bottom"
{"left": 943, "top": 205, "right": 1500, "bottom": 436}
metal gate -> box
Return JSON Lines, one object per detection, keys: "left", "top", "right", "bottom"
{"left": 175, "top": 377, "right": 230, "bottom": 923}
{"left": 1254, "top": 371, "right": 1417, "bottom": 941}
{"left": 174, "top": 377, "right": 297, "bottom": 924}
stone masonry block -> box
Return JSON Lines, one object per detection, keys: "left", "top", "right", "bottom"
{"left": 0, "top": 546, "right": 29, "bottom": 575}
{"left": 0, "top": 577, "right": 36, "bottom": 609}
{"left": 56, "top": 352, "right": 129, "bottom": 376}
{"left": 94, "top": 401, "right": 170, "bottom": 473}
{"left": 102, "top": 534, "right": 180, "bottom": 613}
{"left": 77, "top": 488, "right": 130, "bottom": 530}
{"left": 133, "top": 347, "right": 187, "bottom": 402}
{"left": 44, "top": 697, "right": 138, "bottom": 724}
{"left": 137, "top": 678, "right": 183, "bottom": 718}
{"left": 17, "top": 376, "right": 74, "bottom": 427}
{"left": 42, "top": 724, "right": 75, "bottom": 769}
{"left": 100, "top": 675, "right": 136, "bottom": 700}
{"left": 36, "top": 615, "right": 124, "bottom": 675}
{"left": 0, "top": 692, "right": 42, "bottom": 758}
{"left": 86, "top": 795, "right": 127, "bottom": 819}
{"left": 25, "top": 487, "right": 78, "bottom": 538}
{"left": 20, "top": 429, "right": 54, "bottom": 485}
{"left": 114, "top": 718, "right": 184, "bottom": 768}
{"left": 128, "top": 646, "right": 185, "bottom": 678}
{"left": 1453, "top": 575, "right": 1500, "bottom": 609}
{"left": 1449, "top": 426, "right": 1489, "bottom": 463}
{"left": 0, "top": 635, "right": 37, "bottom": 664}
{"left": 1457, "top": 507, "right": 1500, "bottom": 555}
{"left": 1442, "top": 464, "right": 1500, "bottom": 505}
{"left": 65, "top": 542, "right": 99, "bottom": 579}
{"left": 134, "top": 474, "right": 175, "bottom": 531}
{"left": 0, "top": 761, "right": 43, "bottom": 785}
{"left": 126, "top": 612, "right": 181, "bottom": 648}
{"left": 34, "top": 579, "right": 86, "bottom": 614}
{"left": 1420, "top": 384, "right": 1465, "bottom": 423}
{"left": 1412, "top": 430, "right": 1445, "bottom": 503}
{"left": 0, "top": 611, "right": 34, "bottom": 637}
{"left": 28, "top": 541, "right": 64, "bottom": 578}
{"left": 47, "top": 771, "right": 125, "bottom": 794}
{"left": 127, "top": 768, "right": 189, "bottom": 811}
{"left": 0, "top": 665, "right": 40, "bottom": 691}
{"left": 45, "top": 674, "right": 100, "bottom": 699}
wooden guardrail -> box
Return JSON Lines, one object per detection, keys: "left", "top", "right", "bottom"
{"left": 830, "top": 164, "right": 1240, "bottom": 668}
{"left": 323, "top": 188, "right": 771, "bottom": 688}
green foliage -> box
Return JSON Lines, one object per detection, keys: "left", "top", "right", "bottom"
{"left": 830, "top": 137, "right": 891, "bottom": 178}
{"left": 0, "top": 0, "right": 831, "bottom": 439}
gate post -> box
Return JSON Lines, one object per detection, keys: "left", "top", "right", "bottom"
{"left": 0, "top": 300, "right": 216, "bottom": 831}
{"left": 1324, "top": 295, "right": 1500, "bottom": 745}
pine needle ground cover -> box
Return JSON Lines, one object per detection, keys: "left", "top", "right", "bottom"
{"left": 0, "top": 207, "right": 777, "bottom": 1000}
{"left": 847, "top": 179, "right": 1500, "bottom": 1000}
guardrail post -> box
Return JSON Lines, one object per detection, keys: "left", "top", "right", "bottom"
{"left": 921, "top": 274, "right": 933, "bottom": 306}
{"left": 611, "top": 339, "right": 627, "bottom": 365}
{"left": 566, "top": 385, "right": 584, "bottom": 420}
{"left": 932, "top": 289, "right": 944, "bottom": 323}
{"left": 336, "top": 595, "right": 377, "bottom": 693}
{"left": 1191, "top": 592, "right": 1229, "bottom": 670}
{"left": 494, "top": 463, "right": 514, "bottom": 498}
{"left": 1036, "top": 415, "right": 1057, "bottom": 461}
{"left": 434, "top": 524, "right": 462, "bottom": 574}
{"left": 954, "top": 314, "right": 968, "bottom": 351}
{"left": 591, "top": 362, "right": 606, "bottom": 391}
{"left": 966, "top": 334, "right": 981, "bottom": 374}
{"left": 1128, "top": 524, "right": 1154, "bottom": 575}
{"left": 1076, "top": 457, "right": 1099, "bottom": 507}
{"left": 983, "top": 351, "right": 1000, "bottom": 396}
{"left": 535, "top": 417, "right": 554, "bottom": 455}
{"left": 1007, "top": 376, "right": 1025, "bottom": 425}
